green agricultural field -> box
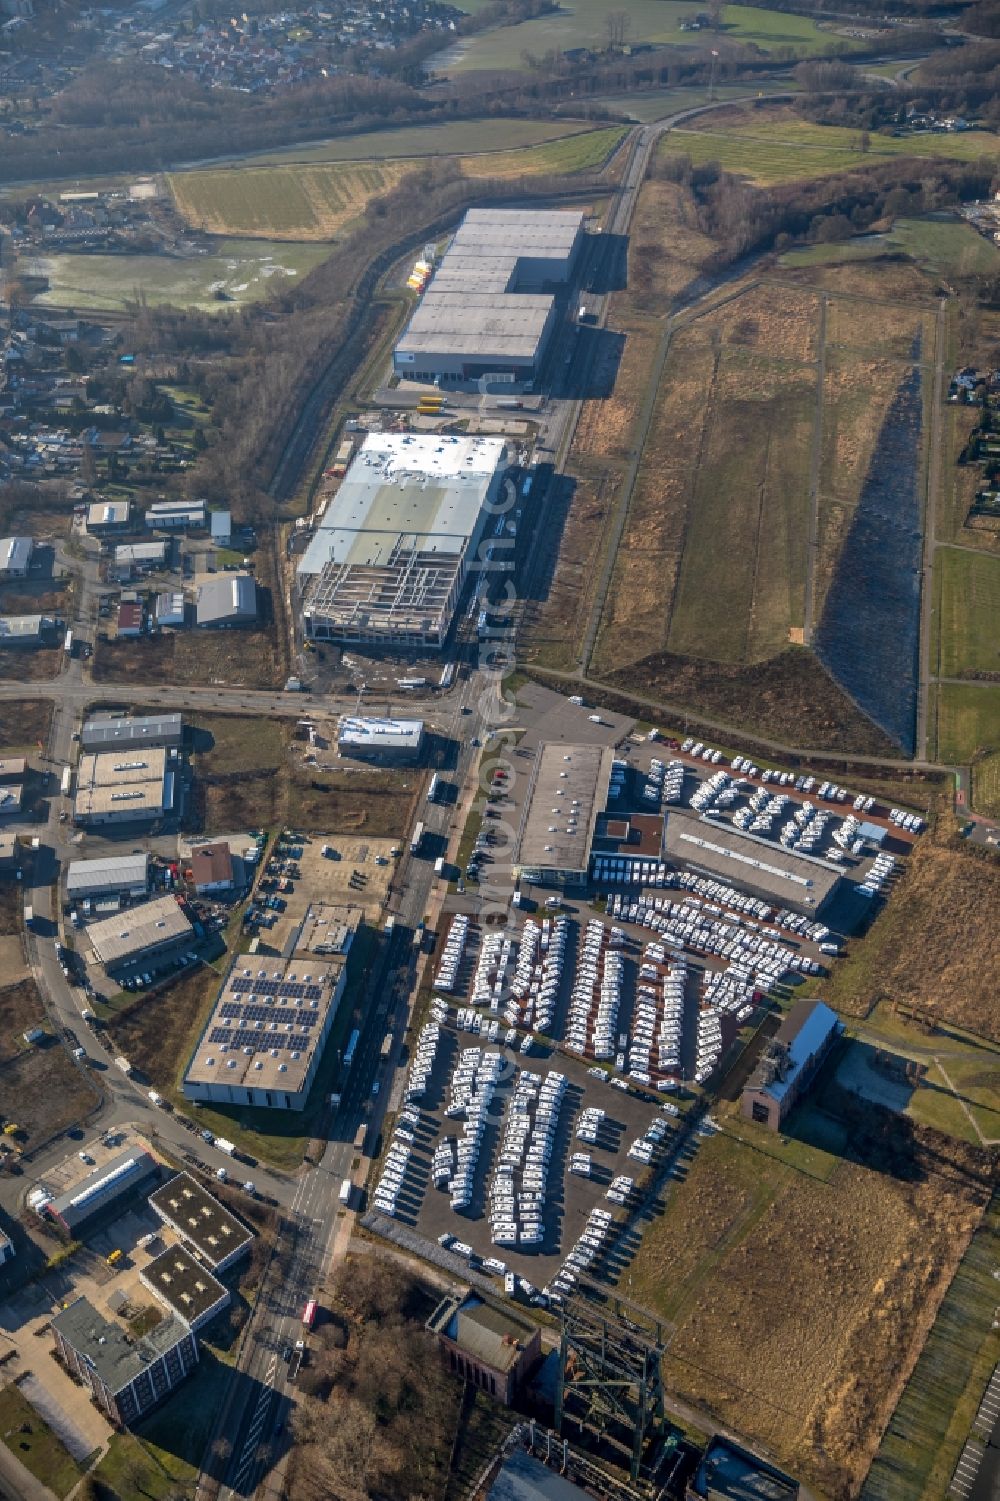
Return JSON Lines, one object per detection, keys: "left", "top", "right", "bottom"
{"left": 460, "top": 124, "right": 626, "bottom": 177}
{"left": 28, "top": 239, "right": 329, "bottom": 311}
{"left": 558, "top": 83, "right": 766, "bottom": 123}
{"left": 666, "top": 112, "right": 1000, "bottom": 184}
{"left": 936, "top": 681, "right": 1000, "bottom": 762}
{"left": 972, "top": 750, "right": 1000, "bottom": 817}
{"left": 935, "top": 547, "right": 1000, "bottom": 679}
{"left": 170, "top": 128, "right": 623, "bottom": 239}
{"left": 170, "top": 159, "right": 407, "bottom": 240}
{"left": 210, "top": 116, "right": 596, "bottom": 167}
{"left": 438, "top": 0, "right": 843, "bottom": 74}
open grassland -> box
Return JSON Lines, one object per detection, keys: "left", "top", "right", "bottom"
{"left": 823, "top": 814, "right": 1000, "bottom": 1042}
{"left": 170, "top": 160, "right": 408, "bottom": 240}
{"left": 935, "top": 548, "right": 1000, "bottom": 679}
{"left": 630, "top": 1120, "right": 991, "bottom": 1496}
{"left": 784, "top": 216, "right": 1000, "bottom": 279}
{"left": 30, "top": 239, "right": 330, "bottom": 313}
{"left": 665, "top": 106, "right": 1000, "bottom": 184}
{"left": 571, "top": 83, "right": 759, "bottom": 123}
{"left": 170, "top": 128, "right": 624, "bottom": 239}
{"left": 437, "top": 0, "right": 842, "bottom": 74}
{"left": 936, "top": 682, "right": 1000, "bottom": 764}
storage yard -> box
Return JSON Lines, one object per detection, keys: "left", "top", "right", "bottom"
{"left": 366, "top": 699, "right": 928, "bottom": 1303}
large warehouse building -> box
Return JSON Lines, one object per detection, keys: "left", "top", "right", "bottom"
{"left": 393, "top": 208, "right": 585, "bottom": 387}
{"left": 87, "top": 893, "right": 194, "bottom": 974}
{"left": 298, "top": 433, "right": 507, "bottom": 649}
{"left": 662, "top": 814, "right": 842, "bottom": 916}
{"left": 513, "top": 743, "right": 615, "bottom": 889}
{"left": 182, "top": 906, "right": 359, "bottom": 1110}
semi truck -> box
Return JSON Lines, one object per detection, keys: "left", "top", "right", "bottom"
{"left": 409, "top": 821, "right": 425, "bottom": 856}
{"left": 339, "top": 1178, "right": 353, "bottom": 1206}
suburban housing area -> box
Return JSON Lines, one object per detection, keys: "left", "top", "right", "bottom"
{"left": 1, "top": 6, "right": 1000, "bottom": 1501}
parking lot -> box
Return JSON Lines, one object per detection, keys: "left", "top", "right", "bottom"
{"left": 244, "top": 831, "right": 395, "bottom": 952}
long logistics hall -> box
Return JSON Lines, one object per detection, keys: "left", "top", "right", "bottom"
{"left": 393, "top": 208, "right": 585, "bottom": 388}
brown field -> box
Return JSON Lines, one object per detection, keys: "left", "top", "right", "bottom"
{"left": 632, "top": 1121, "right": 990, "bottom": 1496}
{"left": 0, "top": 978, "right": 41, "bottom": 1062}
{"left": 572, "top": 325, "right": 659, "bottom": 462}
{"left": 824, "top": 295, "right": 936, "bottom": 361}
{"left": 592, "top": 330, "right": 715, "bottom": 674}
{"left": 0, "top": 699, "right": 51, "bottom": 754}
{"left": 0, "top": 645, "right": 64, "bottom": 682}
{"left": 522, "top": 173, "right": 717, "bottom": 671}
{"left": 1, "top": 1047, "right": 100, "bottom": 1148}
{"left": 824, "top": 813, "right": 1000, "bottom": 1041}
{"left": 102, "top": 963, "right": 216, "bottom": 1095}
{"left": 707, "top": 280, "right": 821, "bottom": 363}
{"left": 599, "top": 646, "right": 900, "bottom": 755}
{"left": 94, "top": 622, "right": 285, "bottom": 691}
{"left": 184, "top": 711, "right": 418, "bottom": 836}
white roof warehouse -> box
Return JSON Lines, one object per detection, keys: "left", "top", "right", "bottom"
{"left": 393, "top": 208, "right": 584, "bottom": 386}
{"left": 66, "top": 852, "right": 150, "bottom": 901}
{"left": 298, "top": 432, "right": 507, "bottom": 649}
{"left": 74, "top": 746, "right": 175, "bottom": 825}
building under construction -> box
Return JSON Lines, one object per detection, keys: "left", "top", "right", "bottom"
{"left": 297, "top": 432, "right": 509, "bottom": 650}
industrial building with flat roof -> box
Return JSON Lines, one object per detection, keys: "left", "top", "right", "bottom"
{"left": 741, "top": 1000, "right": 841, "bottom": 1134}
{"left": 149, "top": 1173, "right": 254, "bottom": 1273}
{"left": 44, "top": 1147, "right": 158, "bottom": 1235}
{"left": 74, "top": 745, "right": 175, "bottom": 825}
{"left": 196, "top": 574, "right": 257, "bottom": 628}
{"left": 299, "top": 432, "right": 507, "bottom": 649}
{"left": 663, "top": 813, "right": 843, "bottom": 915}
{"left": 140, "top": 1243, "right": 230, "bottom": 1332}
{"left": 182, "top": 908, "right": 358, "bottom": 1110}
{"left": 394, "top": 208, "right": 584, "bottom": 387}
{"left": 87, "top": 893, "right": 193, "bottom": 973}
{"left": 66, "top": 852, "right": 150, "bottom": 902}
{"left": 115, "top": 540, "right": 169, "bottom": 572}
{"left": 81, "top": 713, "right": 183, "bottom": 753}
{"left": 145, "top": 499, "right": 206, "bottom": 530}
{"left": 513, "top": 743, "right": 615, "bottom": 889}
{"left": 86, "top": 498, "right": 132, "bottom": 534}
{"left": 337, "top": 715, "right": 424, "bottom": 763}
{"left": 0, "top": 614, "right": 57, "bottom": 645}
{"left": 52, "top": 1296, "right": 198, "bottom": 1427}
{"left": 0, "top": 537, "right": 32, "bottom": 577}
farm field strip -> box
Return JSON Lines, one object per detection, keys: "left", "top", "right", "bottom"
{"left": 934, "top": 681, "right": 1000, "bottom": 764}
{"left": 433, "top": 0, "right": 847, "bottom": 75}
{"left": 666, "top": 115, "right": 1000, "bottom": 184}
{"left": 169, "top": 127, "right": 626, "bottom": 239}
{"left": 933, "top": 547, "right": 1000, "bottom": 680}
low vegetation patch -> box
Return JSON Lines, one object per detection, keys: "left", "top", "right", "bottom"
{"left": 0, "top": 1383, "right": 83, "bottom": 1499}
{"left": 823, "top": 812, "right": 1000, "bottom": 1042}
{"left": 629, "top": 1108, "right": 991, "bottom": 1496}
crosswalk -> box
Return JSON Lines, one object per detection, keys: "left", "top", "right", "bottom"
{"left": 229, "top": 1353, "right": 278, "bottom": 1496}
